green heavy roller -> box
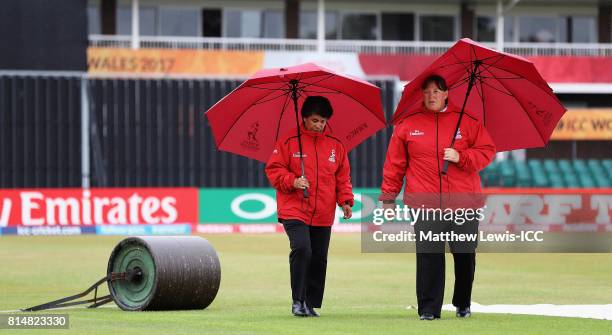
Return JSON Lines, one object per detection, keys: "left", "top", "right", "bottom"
{"left": 108, "top": 236, "right": 221, "bottom": 311}
{"left": 23, "top": 236, "right": 221, "bottom": 312}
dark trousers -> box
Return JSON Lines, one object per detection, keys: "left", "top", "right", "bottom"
{"left": 282, "top": 220, "right": 331, "bottom": 308}
{"left": 414, "top": 218, "right": 478, "bottom": 317}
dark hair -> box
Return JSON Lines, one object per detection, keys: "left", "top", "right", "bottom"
{"left": 421, "top": 74, "right": 448, "bottom": 91}
{"left": 301, "top": 96, "right": 333, "bottom": 119}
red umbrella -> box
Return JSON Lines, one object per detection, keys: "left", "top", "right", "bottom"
{"left": 392, "top": 38, "right": 567, "bottom": 173}
{"left": 205, "top": 63, "right": 385, "bottom": 163}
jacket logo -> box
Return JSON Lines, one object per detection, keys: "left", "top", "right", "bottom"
{"left": 292, "top": 152, "right": 307, "bottom": 158}
{"left": 455, "top": 128, "right": 463, "bottom": 140}
{"left": 328, "top": 149, "right": 336, "bottom": 163}
{"left": 410, "top": 129, "right": 425, "bottom": 136}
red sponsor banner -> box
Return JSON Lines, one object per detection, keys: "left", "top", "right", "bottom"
{"left": 195, "top": 223, "right": 361, "bottom": 234}
{"left": 481, "top": 188, "right": 612, "bottom": 231}
{"left": 358, "top": 54, "right": 612, "bottom": 83}
{"left": 358, "top": 54, "right": 437, "bottom": 82}
{"left": 528, "top": 56, "right": 612, "bottom": 83}
{"left": 0, "top": 188, "right": 198, "bottom": 227}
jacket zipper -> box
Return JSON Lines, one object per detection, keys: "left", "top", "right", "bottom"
{"left": 310, "top": 137, "right": 319, "bottom": 224}
{"left": 435, "top": 113, "right": 442, "bottom": 208}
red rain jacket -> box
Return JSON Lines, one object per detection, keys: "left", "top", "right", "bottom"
{"left": 380, "top": 105, "right": 496, "bottom": 208}
{"left": 265, "top": 126, "right": 354, "bottom": 226}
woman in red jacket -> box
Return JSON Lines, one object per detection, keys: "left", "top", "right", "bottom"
{"left": 265, "top": 96, "right": 354, "bottom": 317}
{"left": 380, "top": 75, "right": 495, "bottom": 320}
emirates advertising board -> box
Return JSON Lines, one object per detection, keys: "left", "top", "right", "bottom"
{"left": 0, "top": 188, "right": 197, "bottom": 236}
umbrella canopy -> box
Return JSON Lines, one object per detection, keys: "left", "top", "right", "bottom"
{"left": 205, "top": 63, "right": 386, "bottom": 163}
{"left": 392, "top": 38, "right": 567, "bottom": 153}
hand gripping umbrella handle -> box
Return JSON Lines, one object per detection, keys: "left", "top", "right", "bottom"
{"left": 441, "top": 160, "right": 450, "bottom": 175}
{"left": 300, "top": 173, "right": 309, "bottom": 198}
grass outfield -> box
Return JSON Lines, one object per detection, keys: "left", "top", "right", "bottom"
{"left": 1, "top": 234, "right": 611, "bottom": 334}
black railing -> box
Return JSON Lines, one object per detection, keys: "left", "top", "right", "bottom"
{"left": 0, "top": 73, "right": 397, "bottom": 188}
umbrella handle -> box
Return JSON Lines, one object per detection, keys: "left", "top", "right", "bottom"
{"left": 303, "top": 188, "right": 309, "bottom": 198}
{"left": 441, "top": 160, "right": 450, "bottom": 175}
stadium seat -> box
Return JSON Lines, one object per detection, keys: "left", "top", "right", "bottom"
{"left": 578, "top": 175, "right": 596, "bottom": 188}
{"left": 594, "top": 175, "right": 611, "bottom": 188}
{"left": 549, "top": 177, "right": 566, "bottom": 188}
{"left": 587, "top": 160, "right": 610, "bottom": 187}
{"left": 481, "top": 161, "right": 500, "bottom": 187}
{"left": 526, "top": 159, "right": 548, "bottom": 187}
{"left": 602, "top": 159, "right": 612, "bottom": 177}
{"left": 514, "top": 160, "right": 532, "bottom": 187}
{"left": 543, "top": 159, "right": 560, "bottom": 174}
{"left": 558, "top": 159, "right": 573, "bottom": 173}
{"left": 587, "top": 159, "right": 604, "bottom": 174}
{"left": 499, "top": 159, "right": 517, "bottom": 187}
{"left": 573, "top": 159, "right": 589, "bottom": 173}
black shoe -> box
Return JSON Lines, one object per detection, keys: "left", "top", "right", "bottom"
{"left": 303, "top": 302, "right": 320, "bottom": 317}
{"left": 419, "top": 312, "right": 436, "bottom": 321}
{"left": 292, "top": 300, "right": 308, "bottom": 317}
{"left": 456, "top": 307, "right": 471, "bottom": 318}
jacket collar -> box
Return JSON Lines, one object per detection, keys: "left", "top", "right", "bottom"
{"left": 420, "top": 103, "right": 460, "bottom": 117}
{"left": 298, "top": 123, "right": 327, "bottom": 138}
